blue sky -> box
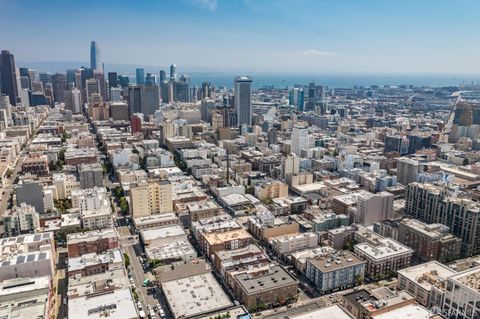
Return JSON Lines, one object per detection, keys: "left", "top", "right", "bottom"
{"left": 1, "top": 0, "right": 479, "bottom": 74}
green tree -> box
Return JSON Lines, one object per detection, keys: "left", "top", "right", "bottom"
{"left": 123, "top": 253, "right": 130, "bottom": 268}
{"left": 5, "top": 168, "right": 13, "bottom": 178}
{"left": 149, "top": 259, "right": 164, "bottom": 269}
{"left": 119, "top": 197, "right": 129, "bottom": 214}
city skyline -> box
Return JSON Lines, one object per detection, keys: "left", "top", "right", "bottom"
{"left": 1, "top": 0, "right": 480, "bottom": 74}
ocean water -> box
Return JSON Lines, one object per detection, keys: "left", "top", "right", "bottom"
{"left": 186, "top": 73, "right": 480, "bottom": 89}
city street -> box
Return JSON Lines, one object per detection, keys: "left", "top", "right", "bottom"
{"left": 116, "top": 217, "right": 170, "bottom": 318}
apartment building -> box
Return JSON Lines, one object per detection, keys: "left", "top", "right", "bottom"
{"left": 397, "top": 218, "right": 462, "bottom": 263}
{"left": 129, "top": 178, "right": 173, "bottom": 217}
{"left": 305, "top": 250, "right": 365, "bottom": 293}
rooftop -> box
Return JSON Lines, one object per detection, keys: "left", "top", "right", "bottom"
{"left": 162, "top": 272, "right": 232, "bottom": 318}
{"left": 68, "top": 287, "right": 138, "bottom": 319}
{"left": 289, "top": 305, "right": 351, "bottom": 319}
{"left": 354, "top": 238, "right": 413, "bottom": 261}
{"left": 372, "top": 304, "right": 431, "bottom": 319}
{"left": 203, "top": 228, "right": 252, "bottom": 246}
{"left": 306, "top": 250, "right": 365, "bottom": 273}
{"left": 397, "top": 261, "right": 456, "bottom": 291}
{"left": 234, "top": 265, "right": 297, "bottom": 295}
{"left": 140, "top": 225, "right": 187, "bottom": 243}
{"left": 67, "top": 228, "right": 118, "bottom": 244}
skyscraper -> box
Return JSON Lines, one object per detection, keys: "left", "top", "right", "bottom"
{"left": 128, "top": 85, "right": 142, "bottom": 114}
{"left": 169, "top": 64, "right": 177, "bottom": 80}
{"left": 52, "top": 73, "right": 68, "bottom": 103}
{"left": 145, "top": 73, "right": 156, "bottom": 86}
{"left": 0, "top": 50, "right": 19, "bottom": 105}
{"left": 291, "top": 125, "right": 309, "bottom": 156}
{"left": 159, "top": 70, "right": 166, "bottom": 83}
{"left": 90, "top": 41, "right": 102, "bottom": 72}
{"left": 136, "top": 68, "right": 145, "bottom": 85}
{"left": 234, "top": 76, "right": 252, "bottom": 127}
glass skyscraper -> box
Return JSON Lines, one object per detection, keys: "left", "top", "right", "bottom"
{"left": 136, "top": 68, "right": 145, "bottom": 85}
{"left": 234, "top": 76, "right": 252, "bottom": 127}
{"left": 90, "top": 41, "right": 102, "bottom": 73}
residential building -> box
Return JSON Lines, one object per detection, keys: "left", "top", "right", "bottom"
{"left": 397, "top": 218, "right": 462, "bottom": 263}
{"left": 397, "top": 261, "right": 456, "bottom": 308}
{"left": 305, "top": 250, "right": 365, "bottom": 293}
{"left": 67, "top": 228, "right": 119, "bottom": 257}
{"left": 270, "top": 232, "right": 318, "bottom": 256}
{"left": 3, "top": 203, "right": 38, "bottom": 237}
{"left": 129, "top": 178, "right": 173, "bottom": 217}
{"left": 354, "top": 237, "right": 413, "bottom": 278}
{"left": 232, "top": 264, "right": 298, "bottom": 310}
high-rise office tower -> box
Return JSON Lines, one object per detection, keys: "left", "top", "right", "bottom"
{"left": 128, "top": 85, "right": 142, "bottom": 115}
{"left": 0, "top": 50, "right": 19, "bottom": 105}
{"left": 169, "top": 64, "right": 177, "bottom": 80}
{"left": 90, "top": 41, "right": 102, "bottom": 72}
{"left": 145, "top": 73, "right": 156, "bottom": 86}
{"left": 159, "top": 70, "right": 166, "bottom": 83}
{"left": 142, "top": 85, "right": 160, "bottom": 115}
{"left": 66, "top": 69, "right": 76, "bottom": 84}
{"left": 289, "top": 88, "right": 304, "bottom": 111}
{"left": 306, "top": 82, "right": 316, "bottom": 111}
{"left": 173, "top": 76, "right": 190, "bottom": 102}
{"left": 52, "top": 73, "right": 68, "bottom": 103}
{"left": 160, "top": 80, "right": 169, "bottom": 103}
{"left": 118, "top": 75, "right": 129, "bottom": 88}
{"left": 108, "top": 72, "right": 118, "bottom": 88}
{"left": 136, "top": 68, "right": 145, "bottom": 85}
{"left": 19, "top": 67, "right": 31, "bottom": 90}
{"left": 234, "top": 76, "right": 252, "bottom": 127}
{"left": 291, "top": 125, "right": 309, "bottom": 156}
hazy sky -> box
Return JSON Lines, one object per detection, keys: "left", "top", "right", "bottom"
{"left": 1, "top": 0, "right": 479, "bottom": 74}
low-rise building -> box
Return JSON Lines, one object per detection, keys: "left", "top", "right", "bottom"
{"left": 232, "top": 264, "right": 298, "bottom": 311}
{"left": 162, "top": 272, "right": 232, "bottom": 319}
{"left": 80, "top": 206, "right": 113, "bottom": 230}
{"left": 0, "top": 232, "right": 55, "bottom": 281}
{"left": 67, "top": 248, "right": 123, "bottom": 278}
{"left": 354, "top": 237, "right": 413, "bottom": 278}
{"left": 397, "top": 261, "right": 457, "bottom": 308}
{"left": 305, "top": 250, "right": 365, "bottom": 293}
{"left": 270, "top": 232, "right": 318, "bottom": 256}
{"left": 132, "top": 212, "right": 179, "bottom": 230}
{"left": 201, "top": 228, "right": 253, "bottom": 256}
{"left": 0, "top": 276, "right": 54, "bottom": 319}
{"left": 2, "top": 203, "right": 38, "bottom": 237}
{"left": 67, "top": 228, "right": 119, "bottom": 257}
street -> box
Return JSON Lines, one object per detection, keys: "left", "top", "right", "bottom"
{"left": 116, "top": 216, "right": 171, "bottom": 318}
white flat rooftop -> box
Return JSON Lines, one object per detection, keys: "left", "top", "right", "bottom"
{"left": 290, "top": 305, "right": 351, "bottom": 319}
{"left": 162, "top": 272, "right": 232, "bottom": 318}
{"left": 68, "top": 287, "right": 138, "bottom": 319}
{"left": 372, "top": 304, "right": 431, "bottom": 319}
